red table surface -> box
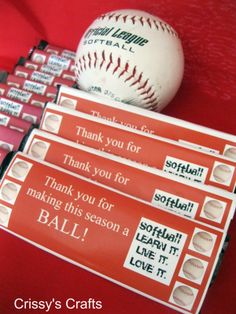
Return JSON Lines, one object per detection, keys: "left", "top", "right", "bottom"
{"left": 0, "top": 0, "right": 236, "bottom": 313}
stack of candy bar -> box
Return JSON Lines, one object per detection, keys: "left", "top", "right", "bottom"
{"left": 0, "top": 40, "right": 236, "bottom": 314}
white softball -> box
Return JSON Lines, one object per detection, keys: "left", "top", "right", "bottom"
{"left": 172, "top": 285, "right": 194, "bottom": 307}
{"left": 212, "top": 164, "right": 232, "bottom": 183}
{"left": 1, "top": 182, "right": 18, "bottom": 202}
{"left": 203, "top": 199, "right": 223, "bottom": 220}
{"left": 75, "top": 9, "right": 184, "bottom": 111}
{"left": 183, "top": 258, "right": 204, "bottom": 281}
{"left": 44, "top": 114, "right": 61, "bottom": 133}
{"left": 192, "top": 231, "right": 214, "bottom": 253}
{"left": 11, "top": 161, "right": 29, "bottom": 179}
{"left": 0, "top": 205, "right": 9, "bottom": 224}
{"left": 224, "top": 147, "right": 236, "bottom": 160}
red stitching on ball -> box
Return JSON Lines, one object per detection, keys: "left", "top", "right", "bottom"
{"left": 113, "top": 57, "right": 121, "bottom": 74}
{"left": 139, "top": 16, "right": 144, "bottom": 26}
{"left": 119, "top": 62, "right": 129, "bottom": 78}
{"left": 76, "top": 51, "right": 161, "bottom": 110}
{"left": 178, "top": 286, "right": 194, "bottom": 297}
{"left": 98, "top": 12, "right": 178, "bottom": 37}
{"left": 146, "top": 18, "right": 152, "bottom": 28}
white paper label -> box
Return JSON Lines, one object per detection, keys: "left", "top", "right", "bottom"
{"left": 23, "top": 80, "right": 47, "bottom": 95}
{"left": 179, "top": 139, "right": 220, "bottom": 155}
{"left": 31, "top": 71, "right": 54, "bottom": 85}
{"left": 61, "top": 50, "right": 76, "bottom": 60}
{"left": 163, "top": 156, "right": 208, "bottom": 183}
{"left": 48, "top": 55, "right": 70, "bottom": 70}
{"left": 0, "top": 98, "right": 23, "bottom": 116}
{"left": 41, "top": 64, "right": 63, "bottom": 76}
{"left": 152, "top": 189, "right": 199, "bottom": 219}
{"left": 0, "top": 113, "right": 10, "bottom": 126}
{"left": 7, "top": 87, "right": 32, "bottom": 103}
{"left": 124, "top": 218, "right": 187, "bottom": 285}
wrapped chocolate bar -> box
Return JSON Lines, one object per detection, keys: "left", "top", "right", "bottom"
{"left": 56, "top": 86, "right": 236, "bottom": 160}
{"left": 40, "top": 103, "right": 236, "bottom": 192}
{"left": 14, "top": 65, "right": 76, "bottom": 88}
{"left": 0, "top": 152, "right": 229, "bottom": 313}
{"left": 23, "top": 129, "right": 236, "bottom": 231}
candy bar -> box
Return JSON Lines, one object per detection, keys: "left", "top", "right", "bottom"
{"left": 0, "top": 95, "right": 42, "bottom": 124}
{"left": 29, "top": 48, "right": 75, "bottom": 72}
{"left": 0, "top": 152, "right": 228, "bottom": 314}
{"left": 6, "top": 74, "right": 57, "bottom": 99}
{"left": 56, "top": 86, "right": 236, "bottom": 160}
{"left": 0, "top": 125, "right": 28, "bottom": 151}
{"left": 40, "top": 103, "right": 236, "bottom": 192}
{"left": 37, "top": 40, "right": 76, "bottom": 60}
{"left": 18, "top": 57, "right": 75, "bottom": 81}
{"left": 23, "top": 129, "right": 236, "bottom": 231}
{"left": 0, "top": 111, "right": 32, "bottom": 133}
{"left": 0, "top": 82, "right": 49, "bottom": 108}
{"left": 14, "top": 65, "right": 76, "bottom": 88}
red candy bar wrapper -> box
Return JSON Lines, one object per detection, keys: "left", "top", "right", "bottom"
{"left": 0, "top": 83, "right": 49, "bottom": 108}
{"left": 0, "top": 147, "right": 11, "bottom": 166}
{"left": 0, "top": 95, "right": 42, "bottom": 124}
{"left": 30, "top": 48, "right": 75, "bottom": 72}
{"left": 23, "top": 129, "right": 236, "bottom": 231}
{"left": 20, "top": 59, "right": 76, "bottom": 81}
{"left": 0, "top": 111, "right": 32, "bottom": 133}
{"left": 0, "top": 152, "right": 228, "bottom": 314}
{"left": 0, "top": 125, "right": 26, "bottom": 151}
{"left": 56, "top": 86, "right": 236, "bottom": 160}
{"left": 6, "top": 74, "right": 57, "bottom": 99}
{"left": 40, "top": 103, "right": 236, "bottom": 193}
{"left": 37, "top": 40, "right": 76, "bottom": 60}
{"left": 14, "top": 65, "right": 76, "bottom": 88}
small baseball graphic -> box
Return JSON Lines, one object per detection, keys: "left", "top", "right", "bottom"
{"left": 203, "top": 199, "right": 223, "bottom": 220}
{"left": 172, "top": 285, "right": 194, "bottom": 307}
{"left": 63, "top": 74, "right": 75, "bottom": 81}
{"left": 16, "top": 72, "right": 27, "bottom": 78}
{"left": 75, "top": 9, "right": 184, "bottom": 111}
{"left": 30, "top": 141, "right": 48, "bottom": 159}
{"left": 0, "top": 143, "right": 11, "bottom": 151}
{"left": 192, "top": 231, "right": 214, "bottom": 253}
{"left": 182, "top": 258, "right": 204, "bottom": 281}
{"left": 8, "top": 82, "right": 20, "bottom": 88}
{"left": 11, "top": 161, "right": 29, "bottom": 179}
{"left": 212, "top": 164, "right": 232, "bottom": 183}
{"left": 1, "top": 182, "right": 18, "bottom": 202}
{"left": 27, "top": 64, "right": 37, "bottom": 70}
{"left": 224, "top": 147, "right": 236, "bottom": 160}
{"left": 23, "top": 115, "right": 35, "bottom": 124}
{"left": 32, "top": 101, "right": 44, "bottom": 108}
{"left": 44, "top": 114, "right": 61, "bottom": 133}
{"left": 0, "top": 205, "right": 9, "bottom": 224}
{"left": 60, "top": 98, "right": 76, "bottom": 109}
{"left": 33, "top": 54, "right": 44, "bottom": 64}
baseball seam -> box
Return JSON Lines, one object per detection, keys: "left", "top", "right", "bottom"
{"left": 99, "top": 12, "right": 178, "bottom": 37}
{"left": 76, "top": 50, "right": 161, "bottom": 111}
{"left": 173, "top": 296, "right": 187, "bottom": 307}
{"left": 183, "top": 269, "right": 197, "bottom": 280}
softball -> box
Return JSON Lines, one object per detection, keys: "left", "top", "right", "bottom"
{"left": 75, "top": 9, "right": 184, "bottom": 111}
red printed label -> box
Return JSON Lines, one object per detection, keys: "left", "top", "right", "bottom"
{"left": 23, "top": 129, "right": 235, "bottom": 231}
{"left": 40, "top": 104, "right": 236, "bottom": 192}
{"left": 0, "top": 152, "right": 227, "bottom": 313}
{"left": 57, "top": 86, "right": 236, "bottom": 160}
